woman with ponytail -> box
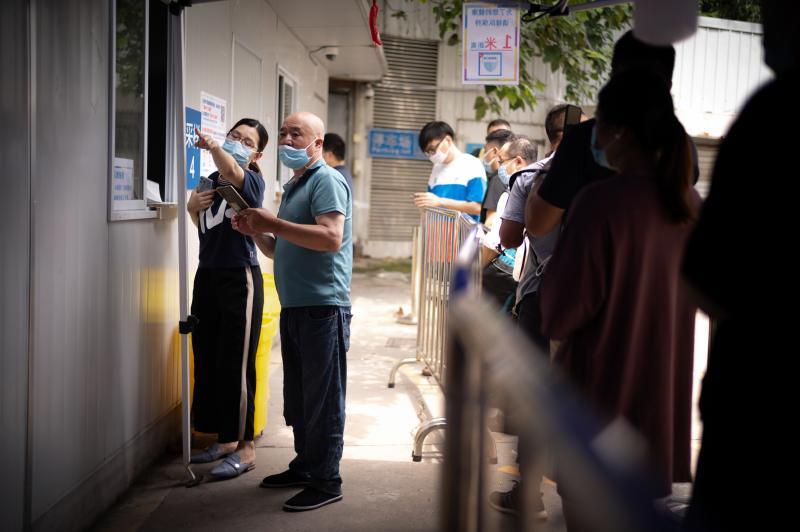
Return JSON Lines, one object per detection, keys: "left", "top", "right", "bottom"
{"left": 186, "top": 118, "right": 268, "bottom": 479}
{"left": 540, "top": 69, "right": 700, "bottom": 526}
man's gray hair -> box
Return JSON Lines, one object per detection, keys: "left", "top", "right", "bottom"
{"left": 506, "top": 135, "right": 538, "bottom": 164}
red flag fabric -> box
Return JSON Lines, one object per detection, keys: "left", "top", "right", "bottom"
{"left": 370, "top": 0, "right": 383, "bottom": 46}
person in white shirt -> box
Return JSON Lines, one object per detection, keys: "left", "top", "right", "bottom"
{"left": 413, "top": 121, "right": 487, "bottom": 220}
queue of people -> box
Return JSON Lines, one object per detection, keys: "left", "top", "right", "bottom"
{"left": 179, "top": 2, "right": 797, "bottom": 526}
{"left": 410, "top": 16, "right": 796, "bottom": 529}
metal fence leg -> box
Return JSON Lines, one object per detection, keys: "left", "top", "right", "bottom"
{"left": 184, "top": 464, "right": 202, "bottom": 487}
{"left": 412, "top": 417, "right": 447, "bottom": 462}
{"left": 387, "top": 356, "right": 420, "bottom": 388}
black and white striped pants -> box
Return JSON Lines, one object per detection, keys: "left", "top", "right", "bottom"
{"left": 191, "top": 266, "right": 264, "bottom": 442}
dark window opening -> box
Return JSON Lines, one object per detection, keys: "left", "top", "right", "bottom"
{"left": 146, "top": 0, "right": 168, "bottom": 201}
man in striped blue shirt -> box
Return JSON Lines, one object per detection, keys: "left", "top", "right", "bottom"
{"left": 413, "top": 121, "right": 487, "bottom": 220}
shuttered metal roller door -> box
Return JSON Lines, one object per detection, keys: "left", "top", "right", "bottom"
{"left": 368, "top": 36, "right": 438, "bottom": 242}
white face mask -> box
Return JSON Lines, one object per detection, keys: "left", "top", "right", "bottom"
{"left": 428, "top": 138, "right": 451, "bottom": 165}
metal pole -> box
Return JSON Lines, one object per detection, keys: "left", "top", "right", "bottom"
{"left": 172, "top": 9, "right": 198, "bottom": 485}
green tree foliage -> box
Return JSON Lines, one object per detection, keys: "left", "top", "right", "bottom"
{"left": 700, "top": 0, "right": 761, "bottom": 23}
{"left": 400, "top": 1, "right": 631, "bottom": 119}
{"left": 116, "top": 0, "right": 146, "bottom": 97}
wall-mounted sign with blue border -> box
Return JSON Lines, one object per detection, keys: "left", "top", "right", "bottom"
{"left": 368, "top": 128, "right": 427, "bottom": 160}
{"left": 185, "top": 107, "right": 202, "bottom": 189}
{"left": 462, "top": 2, "right": 520, "bottom": 85}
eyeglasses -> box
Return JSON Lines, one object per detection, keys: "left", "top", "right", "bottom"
{"left": 227, "top": 130, "right": 258, "bottom": 151}
{"left": 424, "top": 138, "right": 448, "bottom": 157}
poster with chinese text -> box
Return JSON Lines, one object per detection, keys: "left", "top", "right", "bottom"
{"left": 200, "top": 92, "right": 227, "bottom": 177}
{"left": 462, "top": 3, "right": 520, "bottom": 85}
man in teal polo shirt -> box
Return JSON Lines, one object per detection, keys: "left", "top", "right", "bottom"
{"left": 232, "top": 111, "right": 352, "bottom": 512}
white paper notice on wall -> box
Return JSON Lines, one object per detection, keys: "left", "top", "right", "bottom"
{"left": 200, "top": 91, "right": 227, "bottom": 178}
{"left": 462, "top": 2, "right": 520, "bottom": 86}
{"left": 112, "top": 157, "right": 134, "bottom": 209}
{"left": 146, "top": 179, "right": 163, "bottom": 203}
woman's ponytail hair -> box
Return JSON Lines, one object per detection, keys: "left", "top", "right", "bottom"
{"left": 655, "top": 116, "right": 694, "bottom": 224}
{"left": 229, "top": 118, "right": 269, "bottom": 174}
{"left": 597, "top": 69, "right": 696, "bottom": 224}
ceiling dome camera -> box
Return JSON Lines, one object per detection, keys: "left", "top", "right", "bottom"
{"left": 322, "top": 46, "right": 339, "bottom": 61}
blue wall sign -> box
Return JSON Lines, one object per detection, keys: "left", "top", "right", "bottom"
{"left": 465, "top": 143, "right": 483, "bottom": 156}
{"left": 368, "top": 128, "right": 427, "bottom": 160}
{"left": 185, "top": 107, "right": 202, "bottom": 189}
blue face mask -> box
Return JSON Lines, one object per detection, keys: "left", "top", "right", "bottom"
{"left": 278, "top": 141, "right": 316, "bottom": 169}
{"left": 222, "top": 138, "right": 253, "bottom": 167}
{"left": 590, "top": 125, "right": 613, "bottom": 170}
{"left": 483, "top": 159, "right": 493, "bottom": 175}
{"left": 497, "top": 164, "right": 511, "bottom": 186}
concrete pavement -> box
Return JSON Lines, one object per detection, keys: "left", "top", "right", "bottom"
{"left": 92, "top": 271, "right": 457, "bottom": 531}
{"left": 91, "top": 267, "right": 700, "bottom": 531}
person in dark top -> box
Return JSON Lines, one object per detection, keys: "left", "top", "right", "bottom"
{"left": 322, "top": 133, "right": 353, "bottom": 190}
{"left": 186, "top": 117, "right": 267, "bottom": 479}
{"left": 542, "top": 69, "right": 700, "bottom": 531}
{"left": 471, "top": 117, "right": 512, "bottom": 158}
{"left": 500, "top": 104, "right": 575, "bottom": 350}
{"left": 480, "top": 128, "right": 515, "bottom": 224}
{"left": 683, "top": 2, "right": 798, "bottom": 530}
{"left": 487, "top": 117, "right": 511, "bottom": 132}
{"left": 525, "top": 30, "right": 699, "bottom": 237}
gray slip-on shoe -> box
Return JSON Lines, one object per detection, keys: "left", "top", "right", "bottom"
{"left": 209, "top": 453, "right": 255, "bottom": 479}
{"left": 190, "top": 443, "right": 232, "bottom": 464}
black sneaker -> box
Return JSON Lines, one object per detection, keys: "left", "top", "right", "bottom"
{"left": 283, "top": 487, "right": 343, "bottom": 512}
{"left": 488, "top": 482, "right": 548, "bottom": 521}
{"left": 259, "top": 470, "right": 312, "bottom": 489}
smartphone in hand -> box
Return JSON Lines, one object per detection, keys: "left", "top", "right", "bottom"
{"left": 196, "top": 176, "right": 214, "bottom": 193}
{"left": 216, "top": 185, "right": 250, "bottom": 213}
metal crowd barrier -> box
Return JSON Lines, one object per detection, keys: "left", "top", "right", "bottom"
{"left": 410, "top": 226, "right": 423, "bottom": 320}
{"left": 387, "top": 227, "right": 420, "bottom": 385}
{"left": 386, "top": 208, "right": 494, "bottom": 463}
{"left": 417, "top": 208, "right": 481, "bottom": 388}
{"left": 442, "top": 234, "right": 677, "bottom": 532}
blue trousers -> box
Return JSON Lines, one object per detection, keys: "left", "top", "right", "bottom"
{"left": 280, "top": 306, "right": 351, "bottom": 495}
